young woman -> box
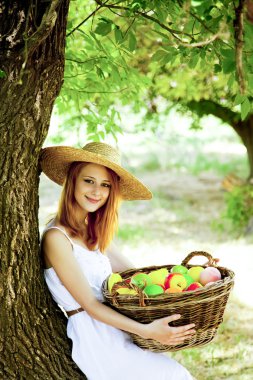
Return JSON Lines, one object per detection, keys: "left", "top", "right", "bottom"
{"left": 40, "top": 142, "right": 195, "bottom": 380}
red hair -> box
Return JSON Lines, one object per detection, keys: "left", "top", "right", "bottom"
{"left": 55, "top": 162, "right": 121, "bottom": 253}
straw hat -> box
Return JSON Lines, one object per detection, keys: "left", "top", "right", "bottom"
{"left": 40, "top": 142, "right": 152, "bottom": 201}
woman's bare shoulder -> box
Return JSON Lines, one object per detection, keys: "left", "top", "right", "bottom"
{"left": 42, "top": 227, "right": 71, "bottom": 250}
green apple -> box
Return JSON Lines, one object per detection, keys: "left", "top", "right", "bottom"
{"left": 188, "top": 266, "right": 204, "bottom": 282}
{"left": 148, "top": 268, "right": 168, "bottom": 285}
{"left": 130, "top": 273, "right": 152, "bottom": 289}
{"left": 183, "top": 274, "right": 195, "bottom": 288}
{"left": 108, "top": 273, "right": 123, "bottom": 293}
{"left": 144, "top": 284, "right": 164, "bottom": 296}
{"left": 171, "top": 265, "right": 188, "bottom": 275}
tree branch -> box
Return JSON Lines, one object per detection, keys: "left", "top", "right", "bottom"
{"left": 246, "top": 0, "right": 253, "bottom": 22}
{"left": 25, "top": 0, "right": 63, "bottom": 54}
{"left": 234, "top": 0, "right": 246, "bottom": 94}
{"left": 94, "top": 0, "right": 194, "bottom": 38}
{"left": 187, "top": 99, "right": 241, "bottom": 127}
{"left": 67, "top": 0, "right": 110, "bottom": 37}
{"left": 67, "top": 87, "right": 128, "bottom": 93}
{"left": 66, "top": 56, "right": 107, "bottom": 64}
{"left": 175, "top": 33, "right": 220, "bottom": 48}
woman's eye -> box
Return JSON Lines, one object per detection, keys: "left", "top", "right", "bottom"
{"left": 102, "top": 183, "right": 111, "bottom": 188}
{"left": 84, "top": 179, "right": 93, "bottom": 184}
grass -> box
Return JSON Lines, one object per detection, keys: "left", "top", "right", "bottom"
{"left": 136, "top": 146, "right": 248, "bottom": 178}
{"left": 117, "top": 224, "right": 150, "bottom": 243}
{"left": 169, "top": 297, "right": 253, "bottom": 379}
{"left": 114, "top": 123, "right": 252, "bottom": 379}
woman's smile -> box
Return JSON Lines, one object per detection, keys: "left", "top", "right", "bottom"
{"left": 85, "top": 196, "right": 101, "bottom": 204}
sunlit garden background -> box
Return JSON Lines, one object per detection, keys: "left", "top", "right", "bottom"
{"left": 39, "top": 1, "right": 253, "bottom": 378}
{"left": 40, "top": 109, "right": 253, "bottom": 380}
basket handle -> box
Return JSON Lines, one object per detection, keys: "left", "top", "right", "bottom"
{"left": 181, "top": 251, "right": 217, "bottom": 267}
{"left": 111, "top": 281, "right": 147, "bottom": 307}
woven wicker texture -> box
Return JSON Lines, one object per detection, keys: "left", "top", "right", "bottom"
{"left": 102, "top": 251, "right": 235, "bottom": 352}
{"left": 40, "top": 142, "right": 152, "bottom": 201}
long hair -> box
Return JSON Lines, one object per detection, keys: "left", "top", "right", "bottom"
{"left": 55, "top": 161, "right": 121, "bottom": 253}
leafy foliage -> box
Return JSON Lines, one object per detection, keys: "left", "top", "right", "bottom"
{"left": 219, "top": 185, "right": 253, "bottom": 233}
{"left": 54, "top": 0, "right": 253, "bottom": 141}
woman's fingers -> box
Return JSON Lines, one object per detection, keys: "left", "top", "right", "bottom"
{"left": 162, "top": 314, "right": 182, "bottom": 324}
{"left": 163, "top": 329, "right": 196, "bottom": 345}
{"left": 170, "top": 323, "right": 196, "bottom": 334}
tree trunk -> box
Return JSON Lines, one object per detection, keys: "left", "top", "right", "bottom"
{"left": 0, "top": 1, "right": 85, "bottom": 378}
{"left": 187, "top": 100, "right": 253, "bottom": 180}
{"left": 231, "top": 115, "right": 253, "bottom": 180}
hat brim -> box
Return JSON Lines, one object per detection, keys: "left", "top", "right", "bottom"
{"left": 40, "top": 146, "right": 152, "bottom": 201}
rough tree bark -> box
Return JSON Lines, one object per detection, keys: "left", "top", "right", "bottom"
{"left": 187, "top": 100, "right": 253, "bottom": 180}
{"left": 0, "top": 1, "right": 85, "bottom": 378}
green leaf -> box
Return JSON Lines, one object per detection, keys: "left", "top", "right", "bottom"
{"left": 234, "top": 94, "right": 247, "bottom": 106}
{"left": 248, "top": 74, "right": 253, "bottom": 91}
{"left": 214, "top": 64, "right": 222, "bottom": 73}
{"left": 151, "top": 50, "right": 168, "bottom": 62}
{"left": 110, "top": 65, "right": 121, "bottom": 82}
{"left": 188, "top": 54, "right": 199, "bottom": 69}
{"left": 220, "top": 48, "right": 234, "bottom": 59}
{"left": 114, "top": 28, "right": 124, "bottom": 44}
{"left": 241, "top": 97, "right": 251, "bottom": 120}
{"left": 0, "top": 69, "right": 6, "bottom": 78}
{"left": 222, "top": 58, "right": 235, "bottom": 74}
{"left": 155, "top": 7, "right": 168, "bottom": 23}
{"left": 128, "top": 32, "right": 137, "bottom": 51}
{"left": 98, "top": 17, "right": 113, "bottom": 24}
{"left": 96, "top": 66, "right": 105, "bottom": 79}
{"left": 94, "top": 22, "right": 112, "bottom": 36}
{"left": 98, "top": 131, "right": 105, "bottom": 139}
{"left": 227, "top": 74, "right": 235, "bottom": 89}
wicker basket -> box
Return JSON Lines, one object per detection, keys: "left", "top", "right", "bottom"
{"left": 102, "top": 251, "right": 235, "bottom": 352}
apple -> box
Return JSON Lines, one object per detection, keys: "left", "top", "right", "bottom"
{"left": 187, "top": 266, "right": 204, "bottom": 282}
{"left": 183, "top": 273, "right": 195, "bottom": 288}
{"left": 171, "top": 265, "right": 188, "bottom": 275}
{"left": 116, "top": 286, "right": 138, "bottom": 295}
{"left": 164, "top": 273, "right": 187, "bottom": 290}
{"left": 148, "top": 268, "right": 168, "bottom": 285}
{"left": 165, "top": 287, "right": 183, "bottom": 294}
{"left": 199, "top": 267, "right": 222, "bottom": 286}
{"left": 130, "top": 273, "right": 152, "bottom": 289}
{"left": 108, "top": 273, "right": 123, "bottom": 293}
{"left": 186, "top": 282, "right": 203, "bottom": 291}
{"left": 144, "top": 284, "right": 164, "bottom": 296}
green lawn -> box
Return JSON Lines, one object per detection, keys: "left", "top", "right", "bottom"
{"left": 169, "top": 297, "right": 253, "bottom": 380}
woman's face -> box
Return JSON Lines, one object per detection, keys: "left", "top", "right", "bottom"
{"left": 74, "top": 163, "right": 111, "bottom": 215}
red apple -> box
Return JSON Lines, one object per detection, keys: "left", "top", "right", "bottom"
{"left": 186, "top": 282, "right": 203, "bottom": 291}
{"left": 164, "top": 273, "right": 187, "bottom": 290}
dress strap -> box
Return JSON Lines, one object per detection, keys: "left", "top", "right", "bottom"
{"left": 44, "top": 226, "right": 74, "bottom": 247}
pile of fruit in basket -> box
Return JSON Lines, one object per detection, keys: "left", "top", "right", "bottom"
{"left": 108, "top": 264, "right": 222, "bottom": 296}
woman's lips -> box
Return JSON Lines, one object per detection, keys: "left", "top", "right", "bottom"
{"left": 86, "top": 196, "right": 100, "bottom": 204}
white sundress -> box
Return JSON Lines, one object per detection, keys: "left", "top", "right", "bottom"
{"left": 42, "top": 226, "right": 193, "bottom": 380}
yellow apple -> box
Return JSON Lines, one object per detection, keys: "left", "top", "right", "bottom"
{"left": 108, "top": 273, "right": 123, "bottom": 293}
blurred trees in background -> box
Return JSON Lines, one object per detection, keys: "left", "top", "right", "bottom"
{"left": 58, "top": 0, "right": 253, "bottom": 176}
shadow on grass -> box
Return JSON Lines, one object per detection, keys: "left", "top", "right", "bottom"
{"left": 169, "top": 296, "right": 253, "bottom": 380}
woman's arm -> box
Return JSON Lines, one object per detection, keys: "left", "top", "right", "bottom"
{"left": 42, "top": 229, "right": 196, "bottom": 345}
{"left": 106, "top": 240, "right": 136, "bottom": 272}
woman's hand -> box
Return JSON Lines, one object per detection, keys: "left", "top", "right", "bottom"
{"left": 141, "top": 314, "right": 196, "bottom": 346}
